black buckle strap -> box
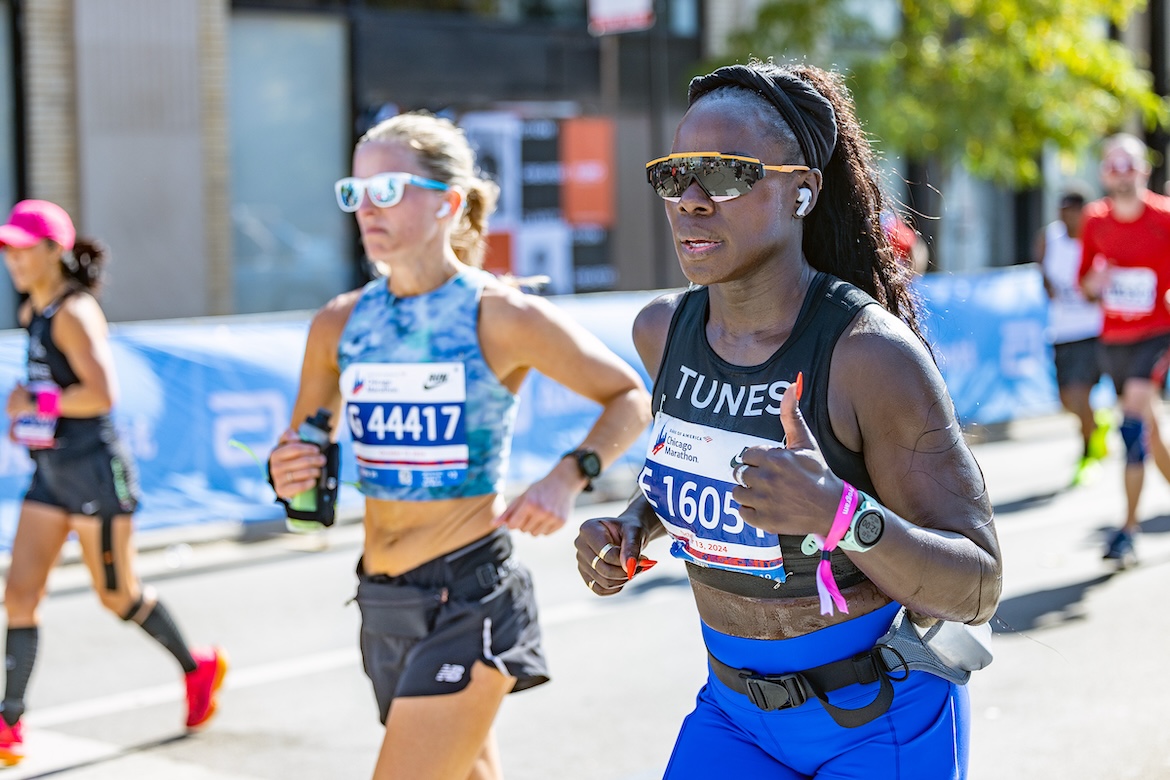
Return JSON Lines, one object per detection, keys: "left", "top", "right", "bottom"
{"left": 708, "top": 648, "right": 898, "bottom": 729}
{"left": 358, "top": 552, "right": 515, "bottom": 601}
{"left": 454, "top": 558, "right": 517, "bottom": 599}
{"left": 743, "top": 672, "right": 809, "bottom": 711}
{"left": 475, "top": 562, "right": 503, "bottom": 590}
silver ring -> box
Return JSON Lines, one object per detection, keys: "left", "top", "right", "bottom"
{"left": 732, "top": 463, "right": 749, "bottom": 488}
{"left": 590, "top": 542, "right": 617, "bottom": 570}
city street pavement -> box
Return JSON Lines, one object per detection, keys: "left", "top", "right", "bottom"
{"left": 3, "top": 411, "right": 1170, "bottom": 779}
{"left": 964, "top": 413, "right": 1170, "bottom": 780}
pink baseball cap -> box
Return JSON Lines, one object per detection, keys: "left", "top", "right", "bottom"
{"left": 0, "top": 199, "right": 76, "bottom": 251}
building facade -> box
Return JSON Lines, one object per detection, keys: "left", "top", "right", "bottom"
{"left": 0, "top": 0, "right": 702, "bottom": 325}
{"left": 0, "top": 0, "right": 1166, "bottom": 324}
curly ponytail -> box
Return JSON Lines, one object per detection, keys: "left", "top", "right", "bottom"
{"left": 58, "top": 237, "right": 108, "bottom": 293}
{"left": 790, "top": 66, "right": 922, "bottom": 341}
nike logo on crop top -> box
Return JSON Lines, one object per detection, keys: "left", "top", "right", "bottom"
{"left": 673, "top": 364, "right": 790, "bottom": 417}
{"left": 423, "top": 372, "right": 450, "bottom": 390}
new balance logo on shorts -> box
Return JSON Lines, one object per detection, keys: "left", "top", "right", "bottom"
{"left": 435, "top": 663, "right": 466, "bottom": 683}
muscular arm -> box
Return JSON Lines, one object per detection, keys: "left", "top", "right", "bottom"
{"left": 619, "top": 291, "right": 682, "bottom": 546}
{"left": 830, "top": 312, "right": 1000, "bottom": 624}
{"left": 734, "top": 308, "right": 1001, "bottom": 624}
{"left": 574, "top": 293, "right": 677, "bottom": 581}
{"left": 481, "top": 284, "right": 651, "bottom": 533}
{"left": 288, "top": 293, "right": 357, "bottom": 434}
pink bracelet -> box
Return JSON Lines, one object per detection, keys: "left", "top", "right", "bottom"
{"left": 36, "top": 388, "right": 61, "bottom": 418}
{"left": 815, "top": 481, "right": 856, "bottom": 616}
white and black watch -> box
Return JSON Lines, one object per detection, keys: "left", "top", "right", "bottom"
{"left": 847, "top": 493, "right": 885, "bottom": 551}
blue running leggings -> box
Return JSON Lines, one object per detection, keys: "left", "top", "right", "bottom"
{"left": 664, "top": 603, "right": 969, "bottom": 779}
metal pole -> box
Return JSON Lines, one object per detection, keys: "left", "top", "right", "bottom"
{"left": 1147, "top": 0, "right": 1168, "bottom": 193}
{"left": 600, "top": 33, "right": 619, "bottom": 115}
{"left": 9, "top": 0, "right": 27, "bottom": 198}
{"left": 648, "top": 0, "right": 671, "bottom": 288}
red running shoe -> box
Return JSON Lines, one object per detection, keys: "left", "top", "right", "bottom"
{"left": 0, "top": 718, "right": 24, "bottom": 766}
{"left": 185, "top": 647, "right": 228, "bottom": 730}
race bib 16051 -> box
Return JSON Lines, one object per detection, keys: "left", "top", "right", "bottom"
{"left": 639, "top": 411, "right": 786, "bottom": 580}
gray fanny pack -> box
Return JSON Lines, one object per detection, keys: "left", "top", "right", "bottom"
{"left": 875, "top": 606, "right": 994, "bottom": 686}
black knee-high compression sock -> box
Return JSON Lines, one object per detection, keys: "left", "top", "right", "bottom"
{"left": 136, "top": 601, "right": 197, "bottom": 674}
{"left": 3, "top": 627, "right": 38, "bottom": 725}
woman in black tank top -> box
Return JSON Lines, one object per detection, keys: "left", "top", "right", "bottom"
{"left": 0, "top": 200, "right": 226, "bottom": 766}
{"left": 576, "top": 62, "right": 1001, "bottom": 778}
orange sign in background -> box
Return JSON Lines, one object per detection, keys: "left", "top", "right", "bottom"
{"left": 560, "top": 117, "right": 615, "bottom": 228}
{"left": 483, "top": 230, "right": 514, "bottom": 275}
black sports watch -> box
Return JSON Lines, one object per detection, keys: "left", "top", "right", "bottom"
{"left": 564, "top": 448, "right": 602, "bottom": 492}
{"left": 849, "top": 495, "right": 885, "bottom": 551}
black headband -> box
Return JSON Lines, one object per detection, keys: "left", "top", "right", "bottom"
{"left": 688, "top": 64, "right": 837, "bottom": 171}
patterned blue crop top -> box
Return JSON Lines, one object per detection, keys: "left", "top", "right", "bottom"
{"left": 337, "top": 268, "right": 519, "bottom": 501}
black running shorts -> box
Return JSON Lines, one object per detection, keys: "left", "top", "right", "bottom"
{"left": 355, "top": 528, "right": 550, "bottom": 723}
{"left": 1099, "top": 332, "right": 1170, "bottom": 395}
{"left": 24, "top": 441, "right": 140, "bottom": 516}
{"left": 1053, "top": 337, "right": 1103, "bottom": 389}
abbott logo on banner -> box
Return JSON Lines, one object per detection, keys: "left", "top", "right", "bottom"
{"left": 209, "top": 391, "right": 289, "bottom": 469}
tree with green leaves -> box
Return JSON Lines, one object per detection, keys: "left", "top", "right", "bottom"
{"left": 720, "top": 0, "right": 1169, "bottom": 189}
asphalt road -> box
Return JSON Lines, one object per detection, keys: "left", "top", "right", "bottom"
{"left": 4, "top": 412, "right": 1170, "bottom": 779}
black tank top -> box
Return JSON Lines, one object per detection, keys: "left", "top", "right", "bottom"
{"left": 646, "top": 272, "right": 877, "bottom": 598}
{"left": 26, "top": 290, "right": 117, "bottom": 453}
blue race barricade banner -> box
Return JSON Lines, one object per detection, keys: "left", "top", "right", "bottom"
{"left": 915, "top": 264, "right": 1060, "bottom": 425}
{"left": 0, "top": 294, "right": 660, "bottom": 551}
{"left": 0, "top": 268, "right": 1062, "bottom": 550}
{"left": 0, "top": 317, "right": 325, "bottom": 548}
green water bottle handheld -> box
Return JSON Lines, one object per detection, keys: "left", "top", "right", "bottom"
{"left": 279, "top": 408, "right": 339, "bottom": 532}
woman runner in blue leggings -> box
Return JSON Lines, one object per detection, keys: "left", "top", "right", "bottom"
{"left": 577, "top": 60, "right": 1001, "bottom": 779}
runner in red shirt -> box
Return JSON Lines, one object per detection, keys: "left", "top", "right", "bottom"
{"left": 1078, "top": 133, "right": 1170, "bottom": 563}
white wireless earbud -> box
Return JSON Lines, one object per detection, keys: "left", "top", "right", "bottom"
{"left": 435, "top": 201, "right": 452, "bottom": 219}
{"left": 796, "top": 188, "right": 812, "bottom": 217}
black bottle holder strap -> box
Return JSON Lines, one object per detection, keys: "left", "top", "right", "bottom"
{"left": 268, "top": 442, "right": 340, "bottom": 527}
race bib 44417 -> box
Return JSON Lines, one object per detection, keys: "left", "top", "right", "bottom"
{"left": 340, "top": 362, "right": 468, "bottom": 490}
